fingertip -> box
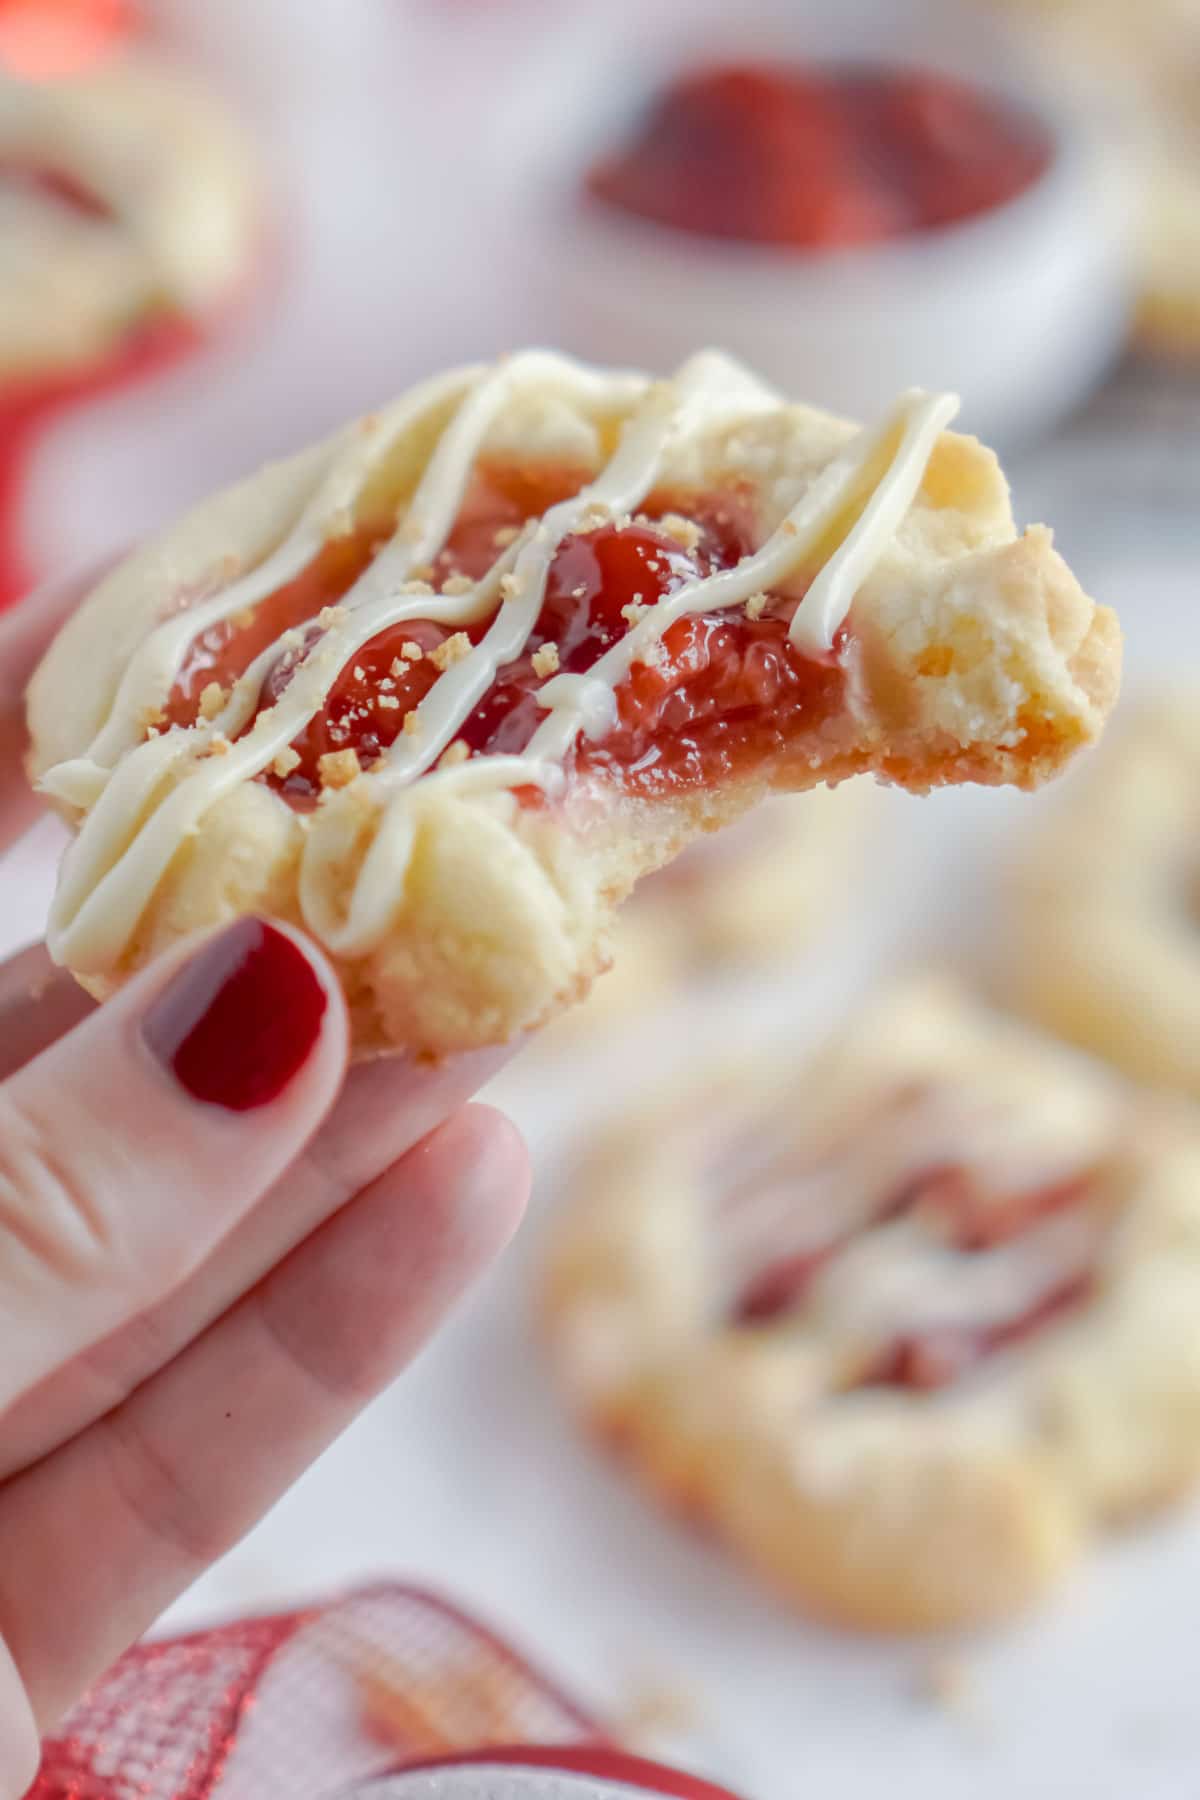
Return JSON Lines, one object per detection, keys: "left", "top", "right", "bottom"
{"left": 408, "top": 1101, "right": 530, "bottom": 1262}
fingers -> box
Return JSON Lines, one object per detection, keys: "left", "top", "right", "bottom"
{"left": 0, "top": 1104, "right": 529, "bottom": 1730}
{"left": 0, "top": 945, "right": 95, "bottom": 1082}
{"left": 0, "top": 563, "right": 111, "bottom": 851}
{"left": 0, "top": 1040, "right": 516, "bottom": 1475}
{"left": 0, "top": 917, "right": 349, "bottom": 1416}
{"left": 0, "top": 1641, "right": 37, "bottom": 1800}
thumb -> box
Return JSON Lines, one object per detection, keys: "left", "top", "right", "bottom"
{"left": 0, "top": 917, "right": 348, "bottom": 1416}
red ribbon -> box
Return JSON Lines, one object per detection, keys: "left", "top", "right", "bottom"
{"left": 32, "top": 1583, "right": 604, "bottom": 1800}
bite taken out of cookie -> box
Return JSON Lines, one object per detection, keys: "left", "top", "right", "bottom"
{"left": 27, "top": 349, "right": 1120, "bottom": 1057}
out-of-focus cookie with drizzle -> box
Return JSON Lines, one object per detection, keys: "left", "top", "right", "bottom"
{"left": 541, "top": 978, "right": 1200, "bottom": 1630}
{"left": 26, "top": 350, "right": 1119, "bottom": 1057}
{"left": 0, "top": 48, "right": 259, "bottom": 383}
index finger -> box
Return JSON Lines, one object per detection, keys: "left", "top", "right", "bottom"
{"left": 0, "top": 559, "right": 116, "bottom": 852}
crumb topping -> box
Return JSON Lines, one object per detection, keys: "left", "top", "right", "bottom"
{"left": 659, "top": 511, "right": 702, "bottom": 550}
{"left": 531, "top": 642, "right": 560, "bottom": 678}
{"left": 429, "top": 631, "right": 472, "bottom": 672}
{"left": 318, "top": 748, "right": 361, "bottom": 789}
{"left": 197, "top": 682, "right": 227, "bottom": 722}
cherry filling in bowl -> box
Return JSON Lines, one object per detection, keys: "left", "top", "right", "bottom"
{"left": 586, "top": 62, "right": 1053, "bottom": 249}
{"left": 726, "top": 1118, "right": 1100, "bottom": 1393}
{"left": 163, "top": 462, "right": 848, "bottom": 807}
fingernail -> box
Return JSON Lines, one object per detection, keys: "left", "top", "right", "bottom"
{"left": 142, "top": 918, "right": 328, "bottom": 1110}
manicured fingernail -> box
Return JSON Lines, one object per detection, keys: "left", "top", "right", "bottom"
{"left": 142, "top": 918, "right": 328, "bottom": 1110}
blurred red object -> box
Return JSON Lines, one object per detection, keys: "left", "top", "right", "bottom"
{"left": 30, "top": 1583, "right": 604, "bottom": 1800}
{"left": 587, "top": 62, "right": 1052, "bottom": 248}
{"left": 369, "top": 1747, "right": 743, "bottom": 1799}
{"left": 0, "top": 0, "right": 135, "bottom": 78}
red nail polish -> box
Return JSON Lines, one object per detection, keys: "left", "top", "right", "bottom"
{"left": 142, "top": 918, "right": 328, "bottom": 1110}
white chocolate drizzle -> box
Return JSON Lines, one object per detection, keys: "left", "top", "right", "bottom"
{"left": 43, "top": 350, "right": 957, "bottom": 972}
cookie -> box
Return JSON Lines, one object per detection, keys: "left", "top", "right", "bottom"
{"left": 27, "top": 349, "right": 1119, "bottom": 1056}
{"left": 542, "top": 979, "right": 1200, "bottom": 1629}
{"left": 0, "top": 49, "right": 260, "bottom": 381}
{"left": 1014, "top": 693, "right": 1200, "bottom": 1094}
{"left": 986, "top": 0, "right": 1200, "bottom": 358}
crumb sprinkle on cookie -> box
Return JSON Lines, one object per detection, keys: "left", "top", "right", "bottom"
{"left": 429, "top": 631, "right": 472, "bottom": 672}
{"left": 318, "top": 748, "right": 361, "bottom": 789}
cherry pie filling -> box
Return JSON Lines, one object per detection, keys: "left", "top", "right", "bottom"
{"left": 163, "top": 462, "right": 848, "bottom": 806}
{"left": 731, "top": 1150, "right": 1100, "bottom": 1393}
{"left": 587, "top": 63, "right": 1053, "bottom": 247}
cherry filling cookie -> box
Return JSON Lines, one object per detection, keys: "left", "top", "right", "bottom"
{"left": 542, "top": 980, "right": 1200, "bottom": 1630}
{"left": 0, "top": 49, "right": 260, "bottom": 603}
{"left": 28, "top": 350, "right": 1119, "bottom": 1056}
{"left": 1014, "top": 695, "right": 1200, "bottom": 1096}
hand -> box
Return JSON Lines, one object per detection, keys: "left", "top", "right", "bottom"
{"left": 0, "top": 574, "right": 529, "bottom": 1793}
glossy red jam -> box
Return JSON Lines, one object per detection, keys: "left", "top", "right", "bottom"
{"left": 165, "top": 464, "right": 847, "bottom": 807}
{"left": 733, "top": 1160, "right": 1097, "bottom": 1392}
{"left": 587, "top": 63, "right": 1052, "bottom": 248}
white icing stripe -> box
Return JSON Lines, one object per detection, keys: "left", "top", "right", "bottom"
{"left": 43, "top": 350, "right": 959, "bottom": 972}
{"left": 84, "top": 364, "right": 486, "bottom": 767}
{"left": 811, "top": 1212, "right": 1099, "bottom": 1343}
{"left": 790, "top": 391, "right": 960, "bottom": 654}
{"left": 714, "top": 1081, "right": 1109, "bottom": 1340}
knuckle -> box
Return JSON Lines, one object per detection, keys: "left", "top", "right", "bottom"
{"left": 0, "top": 1091, "right": 175, "bottom": 1297}
{"left": 258, "top": 1275, "right": 377, "bottom": 1406}
{"left": 100, "top": 1408, "right": 224, "bottom": 1570}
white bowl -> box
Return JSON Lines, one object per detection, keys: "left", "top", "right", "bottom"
{"left": 495, "top": 0, "right": 1133, "bottom": 449}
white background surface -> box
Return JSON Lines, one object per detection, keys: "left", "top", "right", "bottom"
{"left": 3, "top": 5, "right": 1200, "bottom": 1797}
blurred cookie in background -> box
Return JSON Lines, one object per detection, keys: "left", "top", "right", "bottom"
{"left": 1014, "top": 693, "right": 1200, "bottom": 1097}
{"left": 541, "top": 977, "right": 1200, "bottom": 1629}
{"left": 547, "top": 783, "right": 871, "bottom": 1037}
{"left": 986, "top": 0, "right": 1200, "bottom": 359}
{"left": 0, "top": 21, "right": 262, "bottom": 603}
